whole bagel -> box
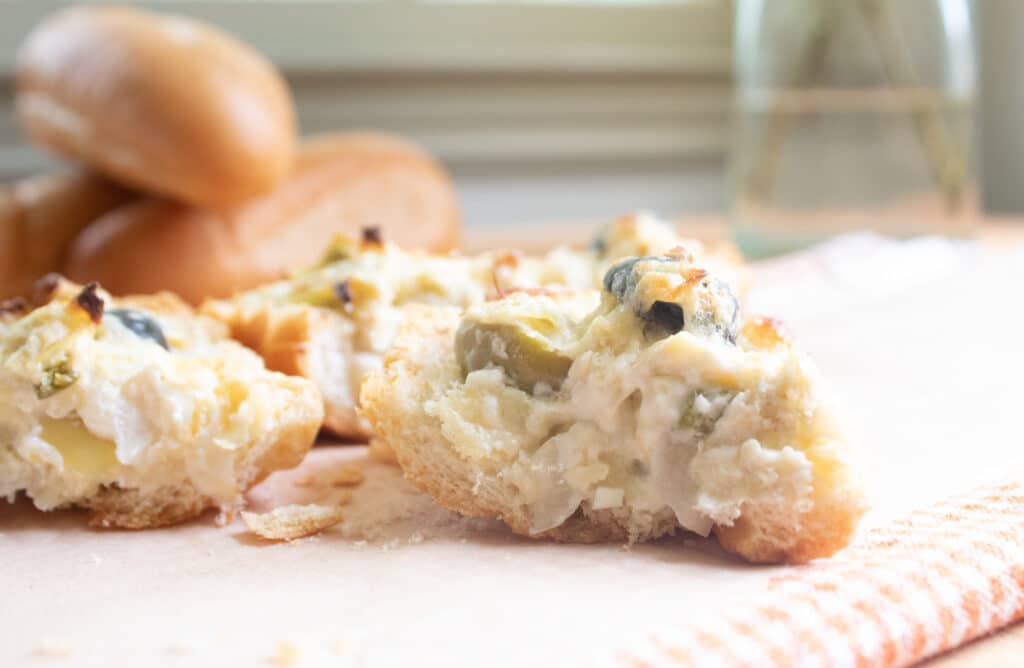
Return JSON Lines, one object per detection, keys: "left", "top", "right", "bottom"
{"left": 16, "top": 5, "right": 296, "bottom": 206}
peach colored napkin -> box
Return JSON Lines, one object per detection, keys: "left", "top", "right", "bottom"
{"left": 621, "top": 477, "right": 1024, "bottom": 667}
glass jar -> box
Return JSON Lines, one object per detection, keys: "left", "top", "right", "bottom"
{"left": 730, "top": 0, "right": 978, "bottom": 258}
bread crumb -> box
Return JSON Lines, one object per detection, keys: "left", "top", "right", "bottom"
{"left": 215, "top": 508, "right": 237, "bottom": 526}
{"left": 242, "top": 504, "right": 344, "bottom": 542}
{"left": 332, "top": 464, "right": 364, "bottom": 487}
{"left": 271, "top": 640, "right": 298, "bottom": 666}
{"left": 336, "top": 490, "right": 354, "bottom": 505}
{"left": 79, "top": 552, "right": 101, "bottom": 565}
{"left": 408, "top": 531, "right": 425, "bottom": 545}
{"left": 33, "top": 641, "right": 71, "bottom": 657}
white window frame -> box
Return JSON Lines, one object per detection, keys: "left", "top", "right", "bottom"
{"left": 1, "top": 1, "right": 732, "bottom": 76}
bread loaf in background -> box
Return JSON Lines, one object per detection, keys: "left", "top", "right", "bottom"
{"left": 65, "top": 132, "right": 461, "bottom": 304}
{"left": 15, "top": 5, "right": 296, "bottom": 207}
{"left": 0, "top": 172, "right": 134, "bottom": 300}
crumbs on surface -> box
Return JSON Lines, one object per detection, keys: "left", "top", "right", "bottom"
{"left": 33, "top": 641, "right": 71, "bottom": 658}
{"left": 215, "top": 508, "right": 238, "bottom": 527}
{"left": 292, "top": 471, "right": 360, "bottom": 495}
{"left": 242, "top": 504, "right": 344, "bottom": 542}
{"left": 271, "top": 640, "right": 298, "bottom": 667}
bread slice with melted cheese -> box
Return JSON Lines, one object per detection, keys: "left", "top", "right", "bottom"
{"left": 203, "top": 212, "right": 744, "bottom": 439}
{"left": 0, "top": 277, "right": 322, "bottom": 527}
{"left": 362, "top": 252, "right": 865, "bottom": 564}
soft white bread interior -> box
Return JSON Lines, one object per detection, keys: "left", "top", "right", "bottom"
{"left": 362, "top": 253, "right": 865, "bottom": 564}
{"left": 0, "top": 278, "right": 322, "bottom": 527}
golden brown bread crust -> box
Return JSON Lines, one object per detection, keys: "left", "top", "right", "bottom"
{"left": 82, "top": 484, "right": 210, "bottom": 529}
{"left": 205, "top": 299, "right": 365, "bottom": 436}
{"left": 0, "top": 189, "right": 20, "bottom": 294}
{"left": 64, "top": 132, "right": 461, "bottom": 304}
{"left": 0, "top": 172, "right": 133, "bottom": 300}
{"left": 713, "top": 444, "right": 866, "bottom": 564}
{"left": 16, "top": 6, "right": 295, "bottom": 206}
{"left": 217, "top": 302, "right": 312, "bottom": 378}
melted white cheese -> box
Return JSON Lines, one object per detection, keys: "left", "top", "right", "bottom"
{"left": 434, "top": 294, "right": 830, "bottom": 537}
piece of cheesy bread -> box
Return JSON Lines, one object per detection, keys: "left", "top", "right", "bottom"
{"left": 0, "top": 277, "right": 322, "bottom": 528}
{"left": 362, "top": 251, "right": 864, "bottom": 564}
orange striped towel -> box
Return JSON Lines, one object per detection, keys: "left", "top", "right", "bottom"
{"left": 622, "top": 478, "right": 1024, "bottom": 668}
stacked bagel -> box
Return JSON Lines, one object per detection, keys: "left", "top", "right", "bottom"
{"left": 2, "top": 5, "right": 460, "bottom": 303}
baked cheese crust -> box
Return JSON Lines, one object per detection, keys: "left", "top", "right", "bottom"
{"left": 0, "top": 277, "right": 323, "bottom": 527}
{"left": 203, "top": 212, "right": 744, "bottom": 438}
{"left": 362, "top": 251, "right": 865, "bottom": 563}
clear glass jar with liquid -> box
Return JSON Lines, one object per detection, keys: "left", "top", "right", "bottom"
{"left": 730, "top": 0, "right": 978, "bottom": 258}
